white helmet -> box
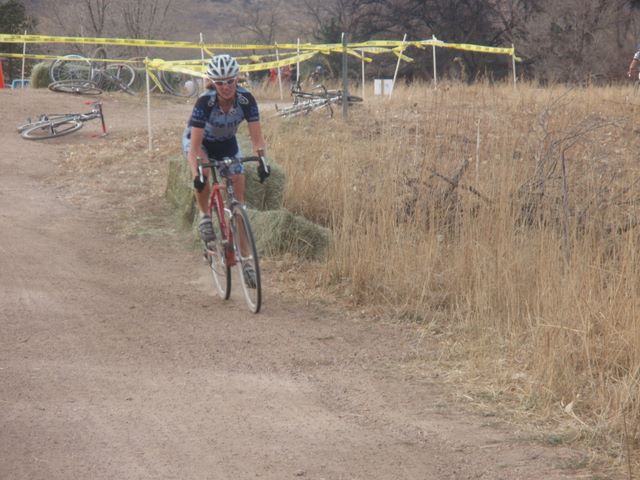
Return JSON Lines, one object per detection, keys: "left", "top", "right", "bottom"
{"left": 207, "top": 54, "right": 240, "bottom": 79}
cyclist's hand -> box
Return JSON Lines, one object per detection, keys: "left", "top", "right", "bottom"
{"left": 193, "top": 175, "right": 207, "bottom": 192}
{"left": 257, "top": 162, "right": 270, "bottom": 183}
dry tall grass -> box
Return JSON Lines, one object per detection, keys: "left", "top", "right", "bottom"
{"left": 257, "top": 80, "right": 640, "bottom": 468}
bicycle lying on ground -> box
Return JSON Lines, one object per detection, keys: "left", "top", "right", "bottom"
{"left": 49, "top": 51, "right": 136, "bottom": 94}
{"left": 17, "top": 101, "right": 107, "bottom": 140}
{"left": 275, "top": 81, "right": 363, "bottom": 118}
{"left": 48, "top": 79, "right": 103, "bottom": 96}
{"left": 197, "top": 155, "right": 268, "bottom": 313}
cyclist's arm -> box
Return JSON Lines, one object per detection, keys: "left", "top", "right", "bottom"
{"left": 247, "top": 120, "right": 266, "bottom": 156}
{"left": 188, "top": 127, "right": 205, "bottom": 178}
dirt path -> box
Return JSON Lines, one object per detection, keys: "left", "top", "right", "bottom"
{"left": 1, "top": 89, "right": 589, "bottom": 479}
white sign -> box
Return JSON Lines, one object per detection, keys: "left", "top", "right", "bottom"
{"left": 374, "top": 79, "right": 393, "bottom": 96}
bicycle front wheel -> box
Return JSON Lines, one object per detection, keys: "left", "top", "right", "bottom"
{"left": 230, "top": 204, "right": 261, "bottom": 313}
{"left": 20, "top": 119, "right": 83, "bottom": 140}
{"left": 206, "top": 202, "right": 232, "bottom": 300}
{"left": 50, "top": 55, "right": 92, "bottom": 82}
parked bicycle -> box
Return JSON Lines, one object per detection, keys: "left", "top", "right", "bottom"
{"left": 91, "top": 62, "right": 136, "bottom": 94}
{"left": 275, "top": 81, "right": 363, "bottom": 118}
{"left": 197, "top": 155, "right": 267, "bottom": 313}
{"left": 18, "top": 101, "right": 107, "bottom": 140}
{"left": 291, "top": 80, "right": 363, "bottom": 105}
{"left": 49, "top": 54, "right": 92, "bottom": 83}
{"left": 48, "top": 79, "right": 102, "bottom": 96}
{"left": 50, "top": 50, "right": 136, "bottom": 94}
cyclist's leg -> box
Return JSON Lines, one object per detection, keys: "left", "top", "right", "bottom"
{"left": 230, "top": 173, "right": 246, "bottom": 204}
{"left": 183, "top": 135, "right": 215, "bottom": 242}
{"left": 182, "top": 130, "right": 211, "bottom": 214}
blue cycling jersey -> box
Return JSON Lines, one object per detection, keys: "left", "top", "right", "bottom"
{"left": 183, "top": 87, "right": 260, "bottom": 159}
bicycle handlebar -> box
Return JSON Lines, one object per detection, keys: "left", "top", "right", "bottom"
{"left": 197, "top": 155, "right": 269, "bottom": 184}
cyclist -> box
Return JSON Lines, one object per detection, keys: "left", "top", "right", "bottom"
{"left": 307, "top": 64, "right": 325, "bottom": 86}
{"left": 182, "top": 54, "right": 269, "bottom": 283}
{"left": 628, "top": 44, "right": 640, "bottom": 79}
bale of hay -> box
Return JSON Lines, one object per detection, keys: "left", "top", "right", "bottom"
{"left": 165, "top": 155, "right": 196, "bottom": 227}
{"left": 248, "top": 208, "right": 330, "bottom": 260}
{"left": 237, "top": 136, "right": 286, "bottom": 211}
{"left": 30, "top": 62, "right": 51, "bottom": 88}
{"left": 244, "top": 160, "right": 286, "bottom": 211}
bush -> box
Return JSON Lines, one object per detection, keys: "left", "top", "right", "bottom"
{"left": 30, "top": 62, "right": 51, "bottom": 88}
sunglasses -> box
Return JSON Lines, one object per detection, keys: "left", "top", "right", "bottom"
{"left": 213, "top": 78, "right": 236, "bottom": 86}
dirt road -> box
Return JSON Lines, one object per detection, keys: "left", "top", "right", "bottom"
{"left": 1, "top": 89, "right": 587, "bottom": 479}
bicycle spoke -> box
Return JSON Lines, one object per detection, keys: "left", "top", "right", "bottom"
{"left": 206, "top": 201, "right": 232, "bottom": 300}
{"left": 50, "top": 55, "right": 92, "bottom": 83}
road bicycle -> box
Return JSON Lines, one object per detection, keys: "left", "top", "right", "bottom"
{"left": 197, "top": 155, "right": 267, "bottom": 313}
{"left": 18, "top": 101, "right": 107, "bottom": 140}
{"left": 291, "top": 80, "right": 363, "bottom": 105}
{"left": 275, "top": 81, "right": 364, "bottom": 118}
{"left": 274, "top": 96, "right": 336, "bottom": 118}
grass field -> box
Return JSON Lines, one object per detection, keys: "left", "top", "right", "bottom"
{"left": 256, "top": 79, "right": 640, "bottom": 472}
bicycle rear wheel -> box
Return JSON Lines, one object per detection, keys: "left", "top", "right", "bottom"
{"left": 160, "top": 70, "right": 199, "bottom": 97}
{"left": 21, "top": 119, "right": 83, "bottom": 140}
{"left": 205, "top": 203, "right": 231, "bottom": 300}
{"left": 105, "top": 63, "right": 136, "bottom": 89}
{"left": 230, "top": 204, "right": 261, "bottom": 313}
{"left": 48, "top": 80, "right": 102, "bottom": 96}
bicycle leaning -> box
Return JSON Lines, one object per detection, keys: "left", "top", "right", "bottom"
{"left": 17, "top": 101, "right": 107, "bottom": 140}
{"left": 197, "top": 155, "right": 268, "bottom": 313}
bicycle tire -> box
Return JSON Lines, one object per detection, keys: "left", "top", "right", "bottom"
{"left": 17, "top": 113, "right": 73, "bottom": 133}
{"left": 49, "top": 55, "right": 92, "bottom": 83}
{"left": 230, "top": 204, "right": 261, "bottom": 313}
{"left": 105, "top": 63, "right": 136, "bottom": 89}
{"left": 206, "top": 197, "right": 232, "bottom": 300}
{"left": 21, "top": 119, "right": 83, "bottom": 140}
{"left": 159, "top": 70, "right": 199, "bottom": 97}
{"left": 92, "top": 46, "right": 107, "bottom": 60}
{"left": 128, "top": 57, "right": 160, "bottom": 92}
{"left": 48, "top": 80, "right": 102, "bottom": 96}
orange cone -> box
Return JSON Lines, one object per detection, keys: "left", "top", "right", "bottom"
{"left": 0, "top": 60, "right": 5, "bottom": 89}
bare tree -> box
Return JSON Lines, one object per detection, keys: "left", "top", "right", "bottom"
{"left": 299, "top": 0, "right": 390, "bottom": 42}
{"left": 114, "top": 0, "right": 174, "bottom": 56}
{"left": 522, "top": 0, "right": 633, "bottom": 82}
{"left": 46, "top": 0, "right": 114, "bottom": 54}
{"left": 117, "top": 0, "right": 174, "bottom": 40}
{"left": 228, "top": 0, "right": 285, "bottom": 44}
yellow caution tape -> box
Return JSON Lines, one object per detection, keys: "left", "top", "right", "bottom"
{"left": 0, "top": 34, "right": 517, "bottom": 58}
{"left": 437, "top": 42, "right": 514, "bottom": 55}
